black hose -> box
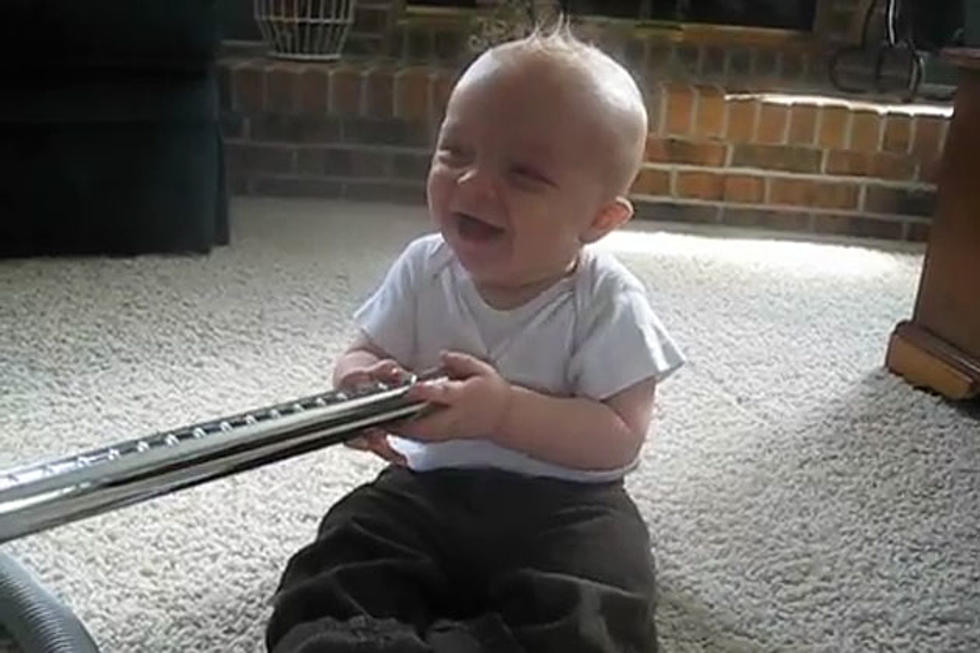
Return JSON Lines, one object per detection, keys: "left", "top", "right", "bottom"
{"left": 0, "top": 553, "right": 99, "bottom": 653}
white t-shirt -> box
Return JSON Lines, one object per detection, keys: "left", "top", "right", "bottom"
{"left": 353, "top": 233, "right": 684, "bottom": 482}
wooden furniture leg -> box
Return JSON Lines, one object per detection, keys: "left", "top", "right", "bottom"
{"left": 886, "top": 49, "right": 980, "bottom": 400}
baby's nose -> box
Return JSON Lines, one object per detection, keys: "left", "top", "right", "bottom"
{"left": 457, "top": 166, "right": 499, "bottom": 200}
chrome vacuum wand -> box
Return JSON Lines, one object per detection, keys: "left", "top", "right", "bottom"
{"left": 0, "top": 370, "right": 444, "bottom": 544}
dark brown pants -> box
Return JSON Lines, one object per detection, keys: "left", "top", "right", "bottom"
{"left": 266, "top": 465, "right": 658, "bottom": 652}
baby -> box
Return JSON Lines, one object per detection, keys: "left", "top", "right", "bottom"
{"left": 266, "top": 24, "right": 684, "bottom": 653}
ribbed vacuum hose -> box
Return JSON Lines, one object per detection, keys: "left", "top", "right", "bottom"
{"left": 0, "top": 553, "right": 99, "bottom": 653}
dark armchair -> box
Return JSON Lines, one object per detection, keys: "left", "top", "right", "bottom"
{"left": 0, "top": 0, "right": 229, "bottom": 256}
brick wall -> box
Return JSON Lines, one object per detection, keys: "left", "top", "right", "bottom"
{"left": 357, "top": 18, "right": 832, "bottom": 94}
{"left": 222, "top": 59, "right": 453, "bottom": 204}
{"left": 346, "top": 1, "right": 902, "bottom": 95}
{"left": 637, "top": 84, "right": 947, "bottom": 241}
{"left": 221, "top": 55, "right": 947, "bottom": 242}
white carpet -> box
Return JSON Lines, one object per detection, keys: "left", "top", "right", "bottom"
{"left": 1, "top": 198, "right": 978, "bottom": 652}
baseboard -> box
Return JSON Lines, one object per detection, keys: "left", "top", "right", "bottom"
{"left": 886, "top": 321, "right": 980, "bottom": 400}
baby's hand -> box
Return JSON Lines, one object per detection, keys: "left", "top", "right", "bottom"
{"left": 337, "top": 358, "right": 409, "bottom": 392}
{"left": 338, "top": 359, "right": 409, "bottom": 465}
{"left": 396, "top": 351, "right": 511, "bottom": 442}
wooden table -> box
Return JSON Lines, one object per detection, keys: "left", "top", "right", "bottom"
{"left": 886, "top": 49, "right": 980, "bottom": 400}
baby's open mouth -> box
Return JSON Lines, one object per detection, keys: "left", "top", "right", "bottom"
{"left": 455, "top": 212, "right": 505, "bottom": 242}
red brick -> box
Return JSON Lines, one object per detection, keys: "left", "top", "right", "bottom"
{"left": 849, "top": 110, "right": 881, "bottom": 151}
{"left": 645, "top": 87, "right": 664, "bottom": 134}
{"left": 267, "top": 63, "right": 304, "bottom": 114}
{"left": 392, "top": 151, "right": 432, "bottom": 180}
{"left": 232, "top": 60, "right": 266, "bottom": 113}
{"left": 731, "top": 144, "right": 822, "bottom": 173}
{"left": 702, "top": 46, "right": 726, "bottom": 78}
{"left": 354, "top": 6, "right": 388, "bottom": 33}
{"left": 806, "top": 53, "right": 828, "bottom": 84}
{"left": 728, "top": 48, "right": 752, "bottom": 76}
{"left": 870, "top": 153, "right": 916, "bottom": 181}
{"left": 632, "top": 169, "right": 671, "bottom": 195}
{"left": 723, "top": 175, "right": 765, "bottom": 203}
{"left": 227, "top": 144, "right": 296, "bottom": 174}
{"left": 754, "top": 49, "right": 779, "bottom": 81}
{"left": 826, "top": 7, "right": 859, "bottom": 41}
{"left": 645, "top": 137, "right": 727, "bottom": 166}
{"left": 826, "top": 150, "right": 871, "bottom": 176}
{"left": 812, "top": 214, "right": 905, "bottom": 240}
{"left": 676, "top": 171, "right": 724, "bottom": 200}
{"left": 907, "top": 222, "right": 931, "bottom": 242}
{"left": 770, "top": 179, "right": 859, "bottom": 209}
{"left": 865, "top": 186, "right": 936, "bottom": 217}
{"left": 624, "top": 37, "right": 648, "bottom": 76}
{"left": 350, "top": 150, "right": 391, "bottom": 177}
{"left": 341, "top": 118, "right": 429, "bottom": 148}
{"left": 911, "top": 116, "right": 946, "bottom": 159}
{"left": 818, "top": 106, "right": 850, "bottom": 149}
{"left": 633, "top": 200, "right": 720, "bottom": 224}
{"left": 298, "top": 66, "right": 329, "bottom": 115}
{"left": 220, "top": 114, "right": 245, "bottom": 139}
{"left": 881, "top": 115, "right": 912, "bottom": 154}
{"left": 252, "top": 176, "right": 344, "bottom": 198}
{"left": 787, "top": 104, "right": 818, "bottom": 145}
{"left": 722, "top": 207, "right": 811, "bottom": 232}
{"left": 726, "top": 98, "right": 759, "bottom": 142}
{"left": 919, "top": 157, "right": 943, "bottom": 184}
{"left": 395, "top": 66, "right": 432, "bottom": 121}
{"left": 296, "top": 147, "right": 325, "bottom": 175}
{"left": 780, "top": 52, "right": 806, "bottom": 81}
{"left": 223, "top": 142, "right": 247, "bottom": 175}
{"left": 346, "top": 181, "right": 426, "bottom": 205}
{"left": 825, "top": 150, "right": 916, "bottom": 181}
{"left": 329, "top": 65, "right": 362, "bottom": 116}
{"left": 646, "top": 44, "right": 672, "bottom": 76}
{"left": 596, "top": 28, "right": 625, "bottom": 61}
{"left": 675, "top": 45, "right": 701, "bottom": 76}
{"left": 695, "top": 86, "right": 725, "bottom": 138}
{"left": 250, "top": 115, "right": 341, "bottom": 144}
{"left": 431, "top": 70, "right": 456, "bottom": 122}
{"left": 363, "top": 66, "right": 395, "bottom": 119}
{"left": 297, "top": 147, "right": 366, "bottom": 176}
{"left": 433, "top": 29, "right": 464, "bottom": 63}
{"left": 756, "top": 103, "right": 789, "bottom": 144}
{"left": 664, "top": 83, "right": 695, "bottom": 135}
{"left": 228, "top": 174, "right": 249, "bottom": 195}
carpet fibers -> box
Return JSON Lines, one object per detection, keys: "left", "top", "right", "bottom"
{"left": 1, "top": 198, "right": 977, "bottom": 652}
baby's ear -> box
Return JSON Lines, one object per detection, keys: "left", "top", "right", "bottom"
{"left": 580, "top": 197, "right": 634, "bottom": 244}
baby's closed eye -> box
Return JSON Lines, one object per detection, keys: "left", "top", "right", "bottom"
{"left": 507, "top": 163, "right": 555, "bottom": 189}
{"left": 437, "top": 144, "right": 470, "bottom": 166}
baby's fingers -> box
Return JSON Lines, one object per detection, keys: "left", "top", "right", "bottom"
{"left": 366, "top": 359, "right": 410, "bottom": 384}
{"left": 367, "top": 437, "right": 407, "bottom": 465}
{"left": 407, "top": 379, "right": 464, "bottom": 405}
{"left": 345, "top": 429, "right": 406, "bottom": 465}
{"left": 343, "top": 427, "right": 385, "bottom": 450}
{"left": 338, "top": 370, "right": 372, "bottom": 391}
{"left": 363, "top": 430, "right": 406, "bottom": 464}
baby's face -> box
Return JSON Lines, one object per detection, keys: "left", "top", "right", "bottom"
{"left": 427, "top": 59, "right": 615, "bottom": 290}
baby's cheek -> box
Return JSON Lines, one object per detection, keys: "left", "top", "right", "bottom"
{"left": 430, "top": 161, "right": 458, "bottom": 186}
{"left": 426, "top": 167, "right": 452, "bottom": 210}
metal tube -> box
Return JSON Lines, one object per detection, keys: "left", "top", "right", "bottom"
{"left": 0, "top": 372, "right": 443, "bottom": 544}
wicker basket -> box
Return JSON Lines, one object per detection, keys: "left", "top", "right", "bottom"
{"left": 253, "top": 0, "right": 356, "bottom": 61}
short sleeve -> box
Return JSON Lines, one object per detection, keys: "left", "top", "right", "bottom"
{"left": 352, "top": 239, "right": 426, "bottom": 366}
{"left": 569, "top": 287, "right": 685, "bottom": 401}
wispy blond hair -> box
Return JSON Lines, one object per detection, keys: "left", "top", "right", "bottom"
{"left": 464, "top": 15, "right": 648, "bottom": 195}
